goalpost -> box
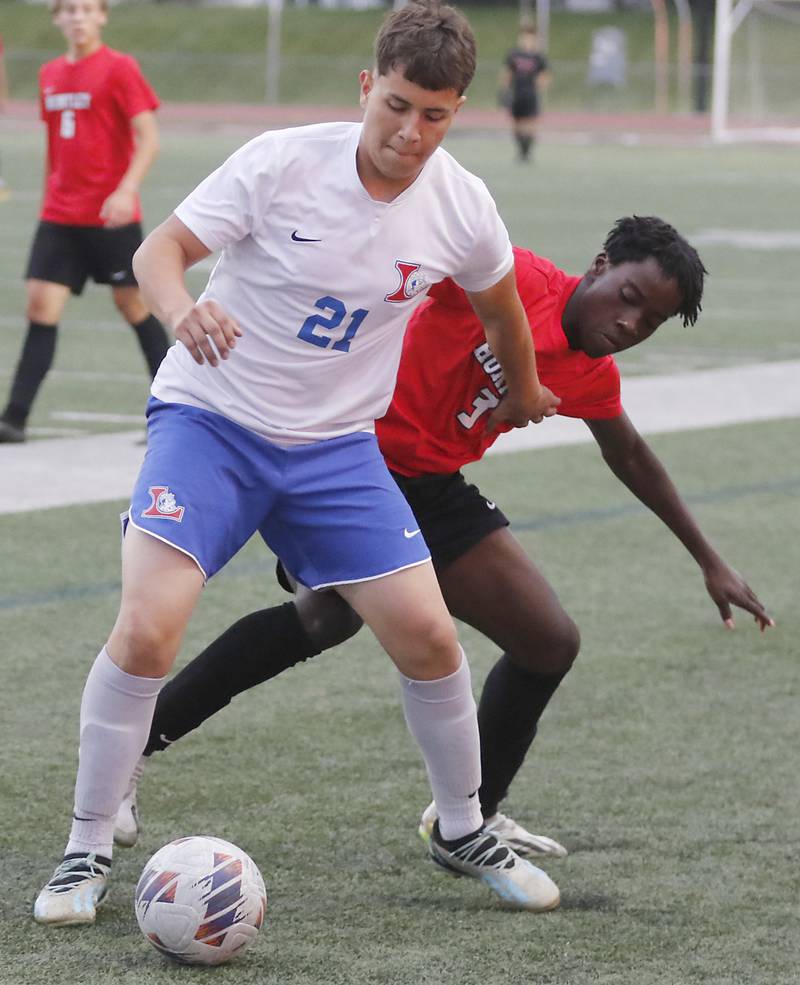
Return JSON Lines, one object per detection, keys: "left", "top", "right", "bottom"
{"left": 711, "top": 0, "right": 800, "bottom": 141}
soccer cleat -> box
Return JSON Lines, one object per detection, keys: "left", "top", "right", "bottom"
{"left": 418, "top": 801, "right": 567, "bottom": 859}
{"left": 429, "top": 821, "right": 560, "bottom": 912}
{"left": 113, "top": 757, "right": 145, "bottom": 848}
{"left": 0, "top": 420, "right": 25, "bottom": 443}
{"left": 33, "top": 853, "right": 111, "bottom": 926}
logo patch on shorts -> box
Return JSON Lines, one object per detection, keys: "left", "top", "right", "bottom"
{"left": 142, "top": 486, "right": 185, "bottom": 522}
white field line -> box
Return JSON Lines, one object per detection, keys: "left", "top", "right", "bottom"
{"left": 50, "top": 411, "right": 145, "bottom": 424}
{"left": 692, "top": 229, "right": 800, "bottom": 249}
{"left": 490, "top": 359, "right": 800, "bottom": 455}
{"left": 1, "top": 360, "right": 799, "bottom": 516}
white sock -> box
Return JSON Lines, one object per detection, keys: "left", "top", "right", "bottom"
{"left": 66, "top": 647, "right": 164, "bottom": 859}
{"left": 399, "top": 647, "right": 483, "bottom": 841}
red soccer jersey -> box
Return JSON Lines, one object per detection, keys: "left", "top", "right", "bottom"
{"left": 39, "top": 45, "right": 159, "bottom": 226}
{"left": 377, "top": 247, "right": 622, "bottom": 477}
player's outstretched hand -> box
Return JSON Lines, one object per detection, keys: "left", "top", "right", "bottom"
{"left": 486, "top": 385, "right": 560, "bottom": 432}
{"left": 702, "top": 558, "right": 774, "bottom": 631}
{"left": 174, "top": 300, "right": 243, "bottom": 367}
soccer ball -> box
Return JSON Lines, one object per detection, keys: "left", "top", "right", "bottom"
{"left": 134, "top": 835, "right": 267, "bottom": 966}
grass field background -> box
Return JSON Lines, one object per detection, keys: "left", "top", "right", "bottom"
{"left": 0, "top": 120, "right": 799, "bottom": 981}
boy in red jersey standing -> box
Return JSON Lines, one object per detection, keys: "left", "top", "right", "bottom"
{"left": 0, "top": 0, "right": 169, "bottom": 444}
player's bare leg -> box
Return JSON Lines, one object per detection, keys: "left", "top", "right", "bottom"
{"left": 0, "top": 280, "right": 69, "bottom": 443}
{"left": 337, "top": 563, "right": 560, "bottom": 910}
{"left": 34, "top": 529, "right": 204, "bottom": 925}
{"left": 337, "top": 564, "right": 482, "bottom": 833}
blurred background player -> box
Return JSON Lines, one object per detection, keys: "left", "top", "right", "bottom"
{"left": 0, "top": 33, "right": 9, "bottom": 201}
{"left": 0, "top": 0, "right": 169, "bottom": 444}
{"left": 500, "top": 21, "right": 551, "bottom": 163}
{"left": 115, "top": 217, "right": 772, "bottom": 863}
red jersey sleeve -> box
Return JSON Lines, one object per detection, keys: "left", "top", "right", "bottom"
{"left": 111, "top": 54, "right": 159, "bottom": 120}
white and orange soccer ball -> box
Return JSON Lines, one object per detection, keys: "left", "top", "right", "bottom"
{"left": 134, "top": 836, "right": 267, "bottom": 966}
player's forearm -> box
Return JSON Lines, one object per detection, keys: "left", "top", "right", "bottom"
{"left": 133, "top": 232, "right": 195, "bottom": 330}
{"left": 482, "top": 314, "right": 543, "bottom": 406}
{"left": 118, "top": 117, "right": 159, "bottom": 195}
{"left": 602, "top": 432, "right": 722, "bottom": 569}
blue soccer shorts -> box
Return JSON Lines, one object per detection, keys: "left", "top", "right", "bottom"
{"left": 125, "top": 399, "right": 431, "bottom": 588}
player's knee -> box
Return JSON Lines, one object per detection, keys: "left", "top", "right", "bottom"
{"left": 553, "top": 616, "right": 581, "bottom": 672}
{"left": 113, "top": 289, "right": 147, "bottom": 323}
{"left": 24, "top": 300, "right": 58, "bottom": 325}
{"left": 396, "top": 614, "right": 461, "bottom": 680}
{"left": 294, "top": 591, "right": 363, "bottom": 651}
{"left": 510, "top": 613, "right": 581, "bottom": 676}
{"left": 109, "top": 606, "right": 180, "bottom": 676}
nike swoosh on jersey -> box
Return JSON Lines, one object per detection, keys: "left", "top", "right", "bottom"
{"left": 291, "top": 230, "right": 322, "bottom": 243}
{"left": 403, "top": 528, "right": 421, "bottom": 538}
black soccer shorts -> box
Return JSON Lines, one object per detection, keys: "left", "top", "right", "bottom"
{"left": 391, "top": 470, "right": 510, "bottom": 568}
{"left": 510, "top": 95, "right": 540, "bottom": 121}
{"left": 25, "top": 220, "right": 143, "bottom": 295}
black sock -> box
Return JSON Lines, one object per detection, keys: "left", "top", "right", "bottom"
{"left": 131, "top": 314, "right": 170, "bottom": 379}
{"left": 477, "top": 654, "right": 568, "bottom": 817}
{"left": 519, "top": 135, "right": 533, "bottom": 160}
{"left": 144, "top": 603, "right": 320, "bottom": 755}
{"left": 2, "top": 321, "right": 57, "bottom": 428}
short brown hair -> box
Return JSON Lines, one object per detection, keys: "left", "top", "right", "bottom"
{"left": 51, "top": 0, "right": 108, "bottom": 14}
{"left": 374, "top": 1, "right": 477, "bottom": 96}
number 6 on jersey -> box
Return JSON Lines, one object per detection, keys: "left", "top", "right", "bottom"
{"left": 297, "top": 296, "right": 369, "bottom": 353}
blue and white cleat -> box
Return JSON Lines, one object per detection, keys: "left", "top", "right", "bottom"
{"left": 33, "top": 853, "right": 111, "bottom": 926}
{"left": 419, "top": 800, "right": 567, "bottom": 859}
{"left": 429, "top": 821, "right": 560, "bottom": 912}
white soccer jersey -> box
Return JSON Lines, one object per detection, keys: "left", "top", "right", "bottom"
{"left": 153, "top": 122, "right": 513, "bottom": 443}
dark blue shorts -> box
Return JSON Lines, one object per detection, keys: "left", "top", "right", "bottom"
{"left": 125, "top": 399, "right": 431, "bottom": 588}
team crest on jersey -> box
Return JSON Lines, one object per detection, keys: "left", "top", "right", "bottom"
{"left": 385, "top": 261, "right": 428, "bottom": 303}
{"left": 142, "top": 486, "right": 185, "bottom": 523}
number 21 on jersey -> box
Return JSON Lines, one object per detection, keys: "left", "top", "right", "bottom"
{"left": 297, "top": 296, "right": 368, "bottom": 354}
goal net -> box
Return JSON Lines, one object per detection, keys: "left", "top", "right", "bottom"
{"left": 711, "top": 0, "right": 800, "bottom": 141}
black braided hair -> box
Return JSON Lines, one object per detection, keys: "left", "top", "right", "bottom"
{"left": 603, "top": 216, "right": 707, "bottom": 326}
